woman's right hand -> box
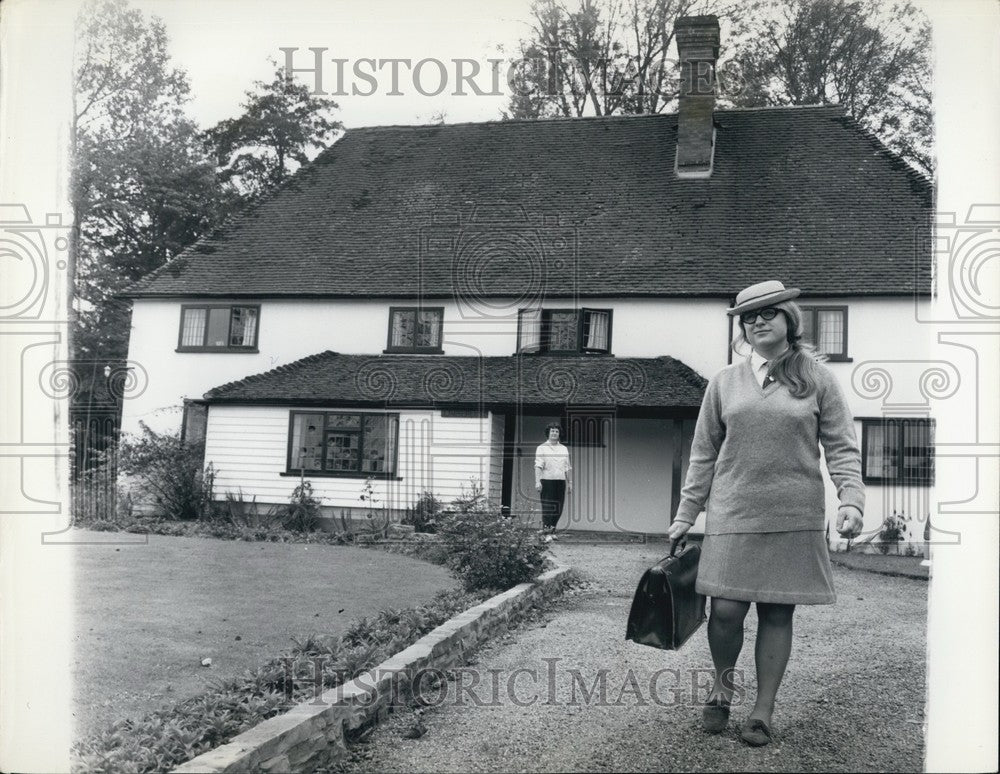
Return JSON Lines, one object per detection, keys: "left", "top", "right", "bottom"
{"left": 667, "top": 519, "right": 693, "bottom": 540}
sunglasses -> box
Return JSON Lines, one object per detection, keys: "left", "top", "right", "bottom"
{"left": 739, "top": 307, "right": 781, "bottom": 325}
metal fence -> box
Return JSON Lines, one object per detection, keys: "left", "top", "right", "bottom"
{"left": 69, "top": 410, "right": 120, "bottom": 523}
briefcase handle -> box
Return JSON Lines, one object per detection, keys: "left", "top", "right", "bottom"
{"left": 668, "top": 538, "right": 686, "bottom": 557}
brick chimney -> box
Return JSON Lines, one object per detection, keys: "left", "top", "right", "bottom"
{"left": 675, "top": 15, "right": 720, "bottom": 177}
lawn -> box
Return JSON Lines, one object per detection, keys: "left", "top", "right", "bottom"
{"left": 72, "top": 529, "right": 457, "bottom": 740}
{"left": 828, "top": 549, "right": 930, "bottom": 579}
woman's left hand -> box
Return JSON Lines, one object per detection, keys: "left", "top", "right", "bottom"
{"left": 836, "top": 505, "right": 864, "bottom": 538}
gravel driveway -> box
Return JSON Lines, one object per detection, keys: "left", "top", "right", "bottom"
{"left": 337, "top": 540, "right": 927, "bottom": 773}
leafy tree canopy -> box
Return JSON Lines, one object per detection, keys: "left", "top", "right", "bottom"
{"left": 70, "top": 5, "right": 344, "bottom": 370}
{"left": 504, "top": 0, "right": 742, "bottom": 119}
{"left": 505, "top": 0, "right": 932, "bottom": 176}
{"left": 72, "top": 0, "right": 230, "bottom": 368}
{"left": 203, "top": 64, "right": 343, "bottom": 200}
{"left": 728, "top": 0, "right": 932, "bottom": 175}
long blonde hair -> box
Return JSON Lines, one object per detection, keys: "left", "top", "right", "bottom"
{"left": 731, "top": 300, "right": 826, "bottom": 398}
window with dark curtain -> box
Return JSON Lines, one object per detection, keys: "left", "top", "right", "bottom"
{"left": 862, "top": 418, "right": 935, "bottom": 485}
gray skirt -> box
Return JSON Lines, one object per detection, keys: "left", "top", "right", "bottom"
{"left": 696, "top": 530, "right": 836, "bottom": 605}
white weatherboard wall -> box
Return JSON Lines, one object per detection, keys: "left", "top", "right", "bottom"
{"left": 205, "top": 405, "right": 500, "bottom": 511}
{"left": 122, "top": 296, "right": 724, "bottom": 436}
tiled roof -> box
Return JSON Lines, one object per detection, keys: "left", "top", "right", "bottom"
{"left": 203, "top": 352, "right": 708, "bottom": 409}
{"left": 127, "top": 106, "right": 932, "bottom": 299}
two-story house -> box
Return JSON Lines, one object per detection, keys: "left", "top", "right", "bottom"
{"left": 120, "top": 17, "right": 934, "bottom": 542}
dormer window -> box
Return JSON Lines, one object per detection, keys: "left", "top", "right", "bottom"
{"left": 517, "top": 308, "right": 612, "bottom": 354}
{"left": 385, "top": 307, "right": 444, "bottom": 353}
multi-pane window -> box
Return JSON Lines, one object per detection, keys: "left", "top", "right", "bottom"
{"left": 179, "top": 305, "right": 259, "bottom": 351}
{"left": 547, "top": 311, "right": 579, "bottom": 351}
{"left": 861, "top": 418, "right": 935, "bottom": 485}
{"left": 387, "top": 307, "right": 443, "bottom": 352}
{"left": 517, "top": 309, "right": 612, "bottom": 354}
{"left": 800, "top": 306, "right": 848, "bottom": 360}
{"left": 288, "top": 412, "right": 399, "bottom": 476}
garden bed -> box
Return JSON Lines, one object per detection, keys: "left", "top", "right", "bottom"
{"left": 173, "top": 562, "right": 575, "bottom": 773}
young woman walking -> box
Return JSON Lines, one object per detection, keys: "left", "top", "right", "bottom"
{"left": 668, "top": 280, "right": 864, "bottom": 746}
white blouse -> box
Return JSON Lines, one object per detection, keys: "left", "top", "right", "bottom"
{"left": 534, "top": 442, "right": 572, "bottom": 480}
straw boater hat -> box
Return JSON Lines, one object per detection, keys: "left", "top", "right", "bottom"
{"left": 726, "top": 280, "right": 801, "bottom": 316}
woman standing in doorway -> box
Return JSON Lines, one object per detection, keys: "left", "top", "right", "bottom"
{"left": 668, "top": 280, "right": 864, "bottom": 747}
{"left": 535, "top": 423, "right": 572, "bottom": 541}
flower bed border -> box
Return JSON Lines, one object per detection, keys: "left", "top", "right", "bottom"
{"left": 173, "top": 563, "right": 574, "bottom": 773}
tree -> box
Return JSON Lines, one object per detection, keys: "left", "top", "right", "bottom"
{"left": 504, "top": 0, "right": 743, "bottom": 119}
{"left": 71, "top": 0, "right": 229, "bottom": 384}
{"left": 204, "top": 64, "right": 343, "bottom": 200}
{"left": 72, "top": 120, "right": 229, "bottom": 360}
{"left": 505, "top": 0, "right": 932, "bottom": 176}
{"left": 725, "top": 0, "right": 933, "bottom": 175}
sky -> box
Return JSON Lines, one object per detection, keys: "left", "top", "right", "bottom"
{"left": 132, "top": 0, "right": 539, "bottom": 130}
{"left": 110, "top": 0, "right": 931, "bottom": 150}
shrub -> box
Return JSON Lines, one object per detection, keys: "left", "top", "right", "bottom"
{"left": 281, "top": 480, "right": 324, "bottom": 532}
{"left": 878, "top": 511, "right": 911, "bottom": 555}
{"left": 217, "top": 481, "right": 325, "bottom": 534}
{"left": 118, "top": 425, "right": 215, "bottom": 521}
{"left": 220, "top": 489, "right": 282, "bottom": 529}
{"left": 449, "top": 477, "right": 488, "bottom": 513}
{"left": 358, "top": 475, "right": 391, "bottom": 538}
{"left": 437, "top": 480, "right": 547, "bottom": 592}
{"left": 403, "top": 491, "right": 444, "bottom": 533}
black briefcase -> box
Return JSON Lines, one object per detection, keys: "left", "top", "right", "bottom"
{"left": 625, "top": 539, "right": 706, "bottom": 650}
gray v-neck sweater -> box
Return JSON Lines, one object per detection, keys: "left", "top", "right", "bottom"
{"left": 674, "top": 358, "right": 865, "bottom": 534}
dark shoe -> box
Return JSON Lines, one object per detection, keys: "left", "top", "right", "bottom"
{"left": 740, "top": 718, "right": 773, "bottom": 747}
{"left": 701, "top": 697, "right": 731, "bottom": 734}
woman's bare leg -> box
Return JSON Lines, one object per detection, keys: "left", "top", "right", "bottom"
{"left": 707, "top": 597, "right": 751, "bottom": 702}
{"left": 750, "top": 602, "right": 795, "bottom": 724}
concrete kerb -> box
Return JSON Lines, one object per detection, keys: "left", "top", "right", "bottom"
{"left": 172, "top": 562, "right": 575, "bottom": 774}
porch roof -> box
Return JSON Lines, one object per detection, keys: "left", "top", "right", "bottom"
{"left": 202, "top": 351, "right": 707, "bottom": 409}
